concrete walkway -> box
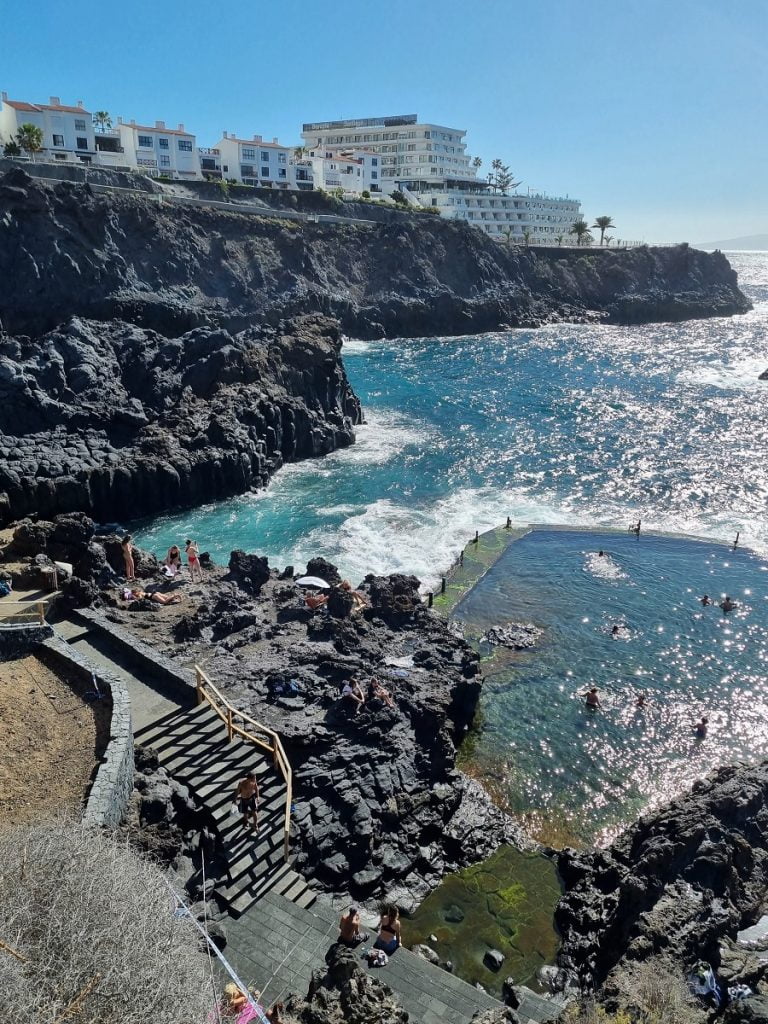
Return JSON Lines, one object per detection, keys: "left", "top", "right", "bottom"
{"left": 225, "top": 890, "right": 515, "bottom": 1024}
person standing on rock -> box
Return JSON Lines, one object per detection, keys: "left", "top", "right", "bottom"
{"left": 185, "top": 539, "right": 202, "bottom": 582}
{"left": 234, "top": 771, "right": 260, "bottom": 831}
{"left": 121, "top": 535, "right": 135, "bottom": 581}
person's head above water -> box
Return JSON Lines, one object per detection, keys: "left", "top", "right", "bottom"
{"left": 589, "top": 687, "right": 598, "bottom": 694}
{"left": 611, "top": 624, "right": 620, "bottom": 635}
{"left": 598, "top": 550, "right": 604, "bottom": 557}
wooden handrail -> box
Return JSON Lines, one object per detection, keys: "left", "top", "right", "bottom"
{"left": 194, "top": 665, "right": 293, "bottom": 862}
{"left": 0, "top": 597, "right": 53, "bottom": 627}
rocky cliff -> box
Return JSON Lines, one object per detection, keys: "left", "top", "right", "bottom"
{"left": 555, "top": 761, "right": 768, "bottom": 994}
{"left": 0, "top": 168, "right": 750, "bottom": 341}
{"left": 0, "top": 313, "right": 360, "bottom": 524}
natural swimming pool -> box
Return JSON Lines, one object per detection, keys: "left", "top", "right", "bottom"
{"left": 453, "top": 527, "right": 768, "bottom": 846}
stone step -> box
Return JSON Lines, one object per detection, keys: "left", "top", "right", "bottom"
{"left": 227, "top": 865, "right": 310, "bottom": 918}
{"left": 53, "top": 618, "right": 92, "bottom": 643}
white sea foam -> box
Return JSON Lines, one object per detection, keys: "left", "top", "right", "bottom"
{"left": 677, "top": 354, "right": 767, "bottom": 390}
{"left": 341, "top": 338, "right": 375, "bottom": 354}
{"left": 584, "top": 551, "right": 627, "bottom": 582}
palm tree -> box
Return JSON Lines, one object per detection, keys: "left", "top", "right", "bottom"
{"left": 555, "top": 234, "right": 564, "bottom": 247}
{"left": 3, "top": 136, "right": 21, "bottom": 157}
{"left": 93, "top": 111, "right": 112, "bottom": 133}
{"left": 522, "top": 228, "right": 532, "bottom": 247}
{"left": 472, "top": 156, "right": 482, "bottom": 171}
{"left": 16, "top": 123, "right": 43, "bottom": 162}
{"left": 570, "top": 219, "right": 592, "bottom": 246}
{"left": 293, "top": 145, "right": 306, "bottom": 161}
{"left": 592, "top": 215, "right": 615, "bottom": 246}
{"left": 604, "top": 235, "right": 614, "bottom": 247}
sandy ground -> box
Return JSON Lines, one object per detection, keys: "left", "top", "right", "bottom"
{"left": 0, "top": 654, "right": 111, "bottom": 826}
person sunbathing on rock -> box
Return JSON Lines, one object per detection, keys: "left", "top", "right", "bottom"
{"left": 338, "top": 905, "right": 370, "bottom": 946}
{"left": 340, "top": 579, "right": 368, "bottom": 612}
{"left": 368, "top": 678, "right": 395, "bottom": 709}
{"left": 127, "top": 588, "right": 181, "bottom": 605}
{"left": 305, "top": 591, "right": 328, "bottom": 611}
{"left": 341, "top": 679, "right": 365, "bottom": 714}
{"left": 373, "top": 906, "right": 401, "bottom": 955}
{"left": 164, "top": 544, "right": 183, "bottom": 578}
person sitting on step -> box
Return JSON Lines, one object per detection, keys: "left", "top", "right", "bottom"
{"left": 338, "top": 905, "right": 370, "bottom": 946}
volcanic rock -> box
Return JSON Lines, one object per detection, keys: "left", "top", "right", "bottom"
{"left": 481, "top": 622, "right": 542, "bottom": 649}
{"left": 556, "top": 760, "right": 768, "bottom": 991}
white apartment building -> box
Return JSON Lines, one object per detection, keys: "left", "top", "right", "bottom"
{"left": 215, "top": 133, "right": 309, "bottom": 188}
{"left": 301, "top": 114, "right": 475, "bottom": 190}
{"left": 305, "top": 147, "right": 380, "bottom": 194}
{"left": 0, "top": 92, "right": 97, "bottom": 164}
{"left": 431, "top": 190, "right": 582, "bottom": 244}
{"left": 117, "top": 119, "right": 201, "bottom": 178}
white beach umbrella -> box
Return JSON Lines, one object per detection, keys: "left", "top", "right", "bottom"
{"left": 295, "top": 576, "right": 331, "bottom": 589}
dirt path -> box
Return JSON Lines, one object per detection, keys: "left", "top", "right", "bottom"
{"left": 0, "top": 653, "right": 111, "bottom": 826}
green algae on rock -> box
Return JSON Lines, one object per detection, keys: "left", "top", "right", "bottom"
{"left": 401, "top": 844, "right": 561, "bottom": 996}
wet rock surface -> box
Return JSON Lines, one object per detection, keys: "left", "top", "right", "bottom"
{"left": 481, "top": 623, "right": 542, "bottom": 649}
{"left": 555, "top": 761, "right": 768, "bottom": 994}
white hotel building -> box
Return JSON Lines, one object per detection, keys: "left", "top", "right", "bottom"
{"left": 301, "top": 113, "right": 581, "bottom": 243}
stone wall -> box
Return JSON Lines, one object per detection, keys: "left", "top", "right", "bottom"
{"left": 0, "top": 622, "right": 53, "bottom": 656}
{"left": 41, "top": 636, "right": 134, "bottom": 827}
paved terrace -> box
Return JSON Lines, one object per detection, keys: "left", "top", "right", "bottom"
{"left": 225, "top": 891, "right": 556, "bottom": 1024}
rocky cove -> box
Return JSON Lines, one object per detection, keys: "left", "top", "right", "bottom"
{"left": 2, "top": 166, "right": 768, "bottom": 1019}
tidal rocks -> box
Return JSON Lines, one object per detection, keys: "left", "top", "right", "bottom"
{"left": 228, "top": 551, "right": 271, "bottom": 595}
{"left": 555, "top": 760, "right": 768, "bottom": 992}
{"left": 0, "top": 310, "right": 360, "bottom": 524}
{"left": 481, "top": 623, "right": 542, "bottom": 650}
{"left": 759, "top": 368, "right": 768, "bottom": 381}
{"left": 484, "top": 949, "right": 506, "bottom": 971}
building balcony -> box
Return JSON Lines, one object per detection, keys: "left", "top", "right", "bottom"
{"left": 198, "top": 147, "right": 220, "bottom": 156}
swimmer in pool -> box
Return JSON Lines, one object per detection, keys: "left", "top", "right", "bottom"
{"left": 598, "top": 550, "right": 605, "bottom": 557}
{"left": 694, "top": 716, "right": 709, "bottom": 739}
{"left": 720, "top": 596, "right": 736, "bottom": 613}
{"left": 700, "top": 594, "right": 712, "bottom": 606}
{"left": 611, "top": 624, "right": 622, "bottom": 637}
{"left": 635, "top": 693, "right": 647, "bottom": 709}
{"left": 583, "top": 687, "right": 601, "bottom": 710}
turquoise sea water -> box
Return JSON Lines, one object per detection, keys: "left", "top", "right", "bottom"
{"left": 136, "top": 252, "right": 768, "bottom": 841}
{"left": 136, "top": 252, "right": 768, "bottom": 587}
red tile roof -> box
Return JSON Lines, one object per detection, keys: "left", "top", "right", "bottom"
{"left": 123, "top": 123, "right": 194, "bottom": 137}
{"left": 5, "top": 99, "right": 91, "bottom": 115}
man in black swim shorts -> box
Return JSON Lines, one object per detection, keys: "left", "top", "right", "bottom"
{"left": 234, "top": 771, "right": 260, "bottom": 831}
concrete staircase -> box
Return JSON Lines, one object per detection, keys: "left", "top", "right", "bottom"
{"left": 54, "top": 612, "right": 315, "bottom": 918}
{"left": 137, "top": 703, "right": 316, "bottom": 917}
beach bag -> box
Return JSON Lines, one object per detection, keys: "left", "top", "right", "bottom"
{"left": 0, "top": 580, "right": 11, "bottom": 597}
{"left": 367, "top": 948, "right": 388, "bottom": 967}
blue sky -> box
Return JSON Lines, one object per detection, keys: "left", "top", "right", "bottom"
{"left": 3, "top": 0, "right": 766, "bottom": 242}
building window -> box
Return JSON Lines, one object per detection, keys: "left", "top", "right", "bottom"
{"left": 201, "top": 158, "right": 217, "bottom": 171}
{"left": 158, "top": 138, "right": 169, "bottom": 149}
{"left": 138, "top": 135, "right": 153, "bottom": 148}
{"left": 261, "top": 166, "right": 269, "bottom": 177}
{"left": 75, "top": 119, "right": 86, "bottom": 131}
{"left": 242, "top": 147, "right": 255, "bottom": 160}
{"left": 160, "top": 154, "right": 171, "bottom": 167}
{"left": 278, "top": 152, "right": 286, "bottom": 163}
{"left": 178, "top": 139, "right": 193, "bottom": 152}
{"left": 241, "top": 165, "right": 254, "bottom": 177}
{"left": 52, "top": 134, "right": 65, "bottom": 147}
{"left": 260, "top": 151, "right": 269, "bottom": 162}
{"left": 278, "top": 168, "right": 286, "bottom": 178}
{"left": 371, "top": 171, "right": 377, "bottom": 179}
{"left": 76, "top": 137, "right": 88, "bottom": 150}
{"left": 371, "top": 157, "right": 378, "bottom": 166}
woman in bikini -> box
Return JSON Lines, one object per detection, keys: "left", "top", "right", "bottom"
{"left": 128, "top": 588, "right": 182, "bottom": 606}
{"left": 185, "top": 539, "right": 202, "bottom": 582}
{"left": 164, "top": 544, "right": 183, "bottom": 578}
{"left": 374, "top": 905, "right": 401, "bottom": 955}
{"left": 121, "top": 535, "right": 135, "bottom": 581}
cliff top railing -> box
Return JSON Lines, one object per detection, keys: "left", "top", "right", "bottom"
{"left": 194, "top": 665, "right": 293, "bottom": 861}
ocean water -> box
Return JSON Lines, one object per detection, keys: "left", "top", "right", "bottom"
{"left": 136, "top": 253, "right": 768, "bottom": 589}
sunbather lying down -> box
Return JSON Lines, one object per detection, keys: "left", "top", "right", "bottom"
{"left": 124, "top": 588, "right": 181, "bottom": 605}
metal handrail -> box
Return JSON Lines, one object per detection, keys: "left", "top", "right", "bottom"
{"left": 0, "top": 598, "right": 50, "bottom": 627}
{"left": 194, "top": 665, "right": 293, "bottom": 862}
